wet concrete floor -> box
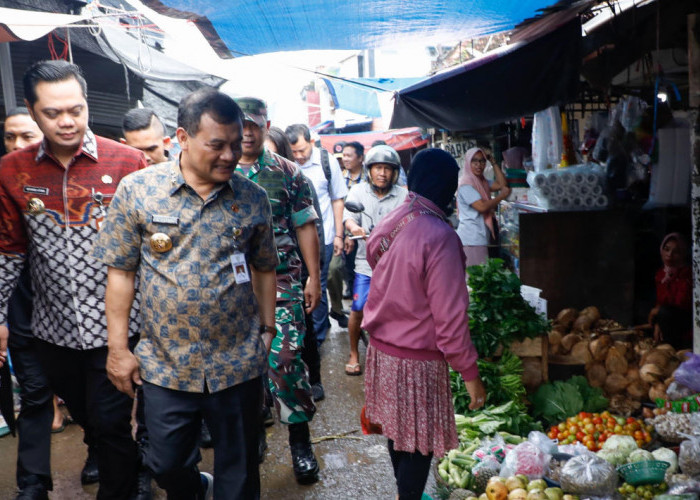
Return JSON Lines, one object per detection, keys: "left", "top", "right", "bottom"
{"left": 0, "top": 313, "right": 437, "bottom": 499}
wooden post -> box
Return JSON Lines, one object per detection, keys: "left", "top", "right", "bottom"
{"left": 689, "top": 14, "right": 700, "bottom": 353}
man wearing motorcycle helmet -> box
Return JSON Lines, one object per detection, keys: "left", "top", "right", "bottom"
{"left": 342, "top": 145, "right": 407, "bottom": 376}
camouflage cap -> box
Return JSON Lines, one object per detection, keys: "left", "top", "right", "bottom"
{"left": 234, "top": 96, "right": 268, "bottom": 128}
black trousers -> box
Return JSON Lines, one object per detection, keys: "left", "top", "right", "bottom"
{"left": 8, "top": 332, "right": 53, "bottom": 490}
{"left": 34, "top": 339, "right": 139, "bottom": 500}
{"left": 387, "top": 439, "right": 433, "bottom": 500}
{"left": 142, "top": 377, "right": 263, "bottom": 500}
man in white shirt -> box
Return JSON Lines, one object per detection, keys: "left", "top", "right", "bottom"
{"left": 285, "top": 124, "right": 348, "bottom": 346}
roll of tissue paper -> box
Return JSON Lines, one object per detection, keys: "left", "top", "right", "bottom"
{"left": 596, "top": 196, "right": 609, "bottom": 208}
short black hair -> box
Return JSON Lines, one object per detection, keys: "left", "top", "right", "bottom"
{"left": 344, "top": 141, "right": 364, "bottom": 157}
{"left": 123, "top": 108, "right": 165, "bottom": 136}
{"left": 178, "top": 87, "right": 243, "bottom": 136}
{"left": 6, "top": 107, "right": 30, "bottom": 119}
{"left": 285, "top": 123, "right": 311, "bottom": 145}
{"left": 23, "top": 60, "right": 87, "bottom": 107}
{"left": 267, "top": 126, "right": 294, "bottom": 161}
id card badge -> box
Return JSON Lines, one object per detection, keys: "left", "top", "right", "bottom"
{"left": 231, "top": 251, "right": 251, "bottom": 284}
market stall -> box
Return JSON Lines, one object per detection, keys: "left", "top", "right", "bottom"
{"left": 437, "top": 256, "right": 700, "bottom": 500}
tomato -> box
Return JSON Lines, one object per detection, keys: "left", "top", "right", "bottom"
{"left": 614, "top": 425, "right": 623, "bottom": 434}
{"left": 633, "top": 430, "right": 644, "bottom": 440}
{"left": 569, "top": 425, "right": 580, "bottom": 434}
{"left": 592, "top": 416, "right": 603, "bottom": 425}
{"left": 636, "top": 439, "right": 645, "bottom": 448}
{"left": 598, "top": 433, "right": 608, "bottom": 442}
{"left": 559, "top": 431, "right": 569, "bottom": 439}
{"left": 606, "top": 419, "right": 616, "bottom": 429}
{"left": 626, "top": 417, "right": 637, "bottom": 424}
{"left": 579, "top": 412, "right": 590, "bottom": 420}
{"left": 548, "top": 430, "right": 558, "bottom": 440}
{"left": 586, "top": 441, "right": 597, "bottom": 451}
{"left": 558, "top": 423, "right": 566, "bottom": 432}
{"left": 584, "top": 423, "right": 595, "bottom": 433}
{"left": 595, "top": 424, "right": 605, "bottom": 433}
{"left": 601, "top": 411, "right": 611, "bottom": 419}
{"left": 576, "top": 431, "right": 586, "bottom": 441}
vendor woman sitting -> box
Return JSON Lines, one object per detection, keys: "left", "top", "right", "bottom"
{"left": 648, "top": 232, "right": 692, "bottom": 349}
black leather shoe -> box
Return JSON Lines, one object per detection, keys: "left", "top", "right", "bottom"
{"left": 81, "top": 447, "right": 99, "bottom": 485}
{"left": 329, "top": 310, "right": 348, "bottom": 328}
{"left": 311, "top": 382, "right": 325, "bottom": 402}
{"left": 15, "top": 483, "right": 48, "bottom": 500}
{"left": 290, "top": 442, "right": 319, "bottom": 484}
{"left": 200, "top": 421, "right": 213, "bottom": 449}
{"left": 134, "top": 466, "right": 152, "bottom": 500}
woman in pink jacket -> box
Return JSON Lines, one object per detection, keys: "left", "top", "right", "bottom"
{"left": 362, "top": 148, "right": 486, "bottom": 499}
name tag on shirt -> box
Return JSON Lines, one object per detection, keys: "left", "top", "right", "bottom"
{"left": 231, "top": 251, "right": 250, "bottom": 284}
{"left": 24, "top": 186, "right": 49, "bottom": 195}
{"left": 152, "top": 214, "right": 179, "bottom": 225}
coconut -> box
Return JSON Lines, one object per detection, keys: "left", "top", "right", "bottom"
{"left": 571, "top": 341, "right": 592, "bottom": 364}
{"left": 548, "top": 330, "right": 563, "bottom": 355}
{"left": 640, "top": 363, "right": 665, "bottom": 384}
{"left": 560, "top": 333, "right": 582, "bottom": 353}
{"left": 649, "top": 383, "right": 667, "bottom": 401}
{"left": 605, "top": 346, "right": 628, "bottom": 374}
{"left": 626, "top": 380, "right": 650, "bottom": 400}
{"left": 572, "top": 314, "right": 595, "bottom": 333}
{"left": 580, "top": 306, "right": 601, "bottom": 323}
{"left": 556, "top": 308, "right": 578, "bottom": 330}
{"left": 586, "top": 361, "right": 607, "bottom": 388}
{"left": 641, "top": 349, "right": 673, "bottom": 371}
{"left": 626, "top": 364, "right": 640, "bottom": 382}
{"left": 605, "top": 373, "right": 629, "bottom": 395}
{"left": 613, "top": 341, "right": 629, "bottom": 358}
{"left": 589, "top": 335, "right": 612, "bottom": 361}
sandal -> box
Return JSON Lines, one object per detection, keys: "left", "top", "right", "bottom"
{"left": 345, "top": 362, "right": 362, "bottom": 376}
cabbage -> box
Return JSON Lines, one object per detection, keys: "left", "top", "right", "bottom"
{"left": 652, "top": 447, "right": 679, "bottom": 473}
{"left": 627, "top": 449, "right": 654, "bottom": 463}
{"left": 601, "top": 435, "right": 638, "bottom": 458}
{"left": 597, "top": 448, "right": 628, "bottom": 466}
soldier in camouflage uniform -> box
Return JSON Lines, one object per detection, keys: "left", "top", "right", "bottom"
{"left": 234, "top": 97, "right": 322, "bottom": 485}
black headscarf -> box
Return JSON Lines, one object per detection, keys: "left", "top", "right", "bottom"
{"left": 407, "top": 148, "right": 459, "bottom": 213}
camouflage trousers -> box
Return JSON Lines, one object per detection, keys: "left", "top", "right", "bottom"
{"left": 268, "top": 301, "right": 316, "bottom": 424}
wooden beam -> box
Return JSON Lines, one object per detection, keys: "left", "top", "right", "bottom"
{"left": 689, "top": 13, "right": 700, "bottom": 353}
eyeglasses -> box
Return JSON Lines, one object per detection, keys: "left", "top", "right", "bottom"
{"left": 471, "top": 158, "right": 487, "bottom": 165}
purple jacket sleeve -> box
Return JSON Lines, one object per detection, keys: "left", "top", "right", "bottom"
{"left": 423, "top": 231, "right": 480, "bottom": 381}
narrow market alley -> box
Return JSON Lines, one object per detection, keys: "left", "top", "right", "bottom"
{"left": 0, "top": 316, "right": 437, "bottom": 499}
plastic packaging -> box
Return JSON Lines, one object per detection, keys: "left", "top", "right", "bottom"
{"left": 675, "top": 354, "right": 700, "bottom": 393}
{"left": 679, "top": 434, "right": 700, "bottom": 477}
{"left": 499, "top": 441, "right": 551, "bottom": 480}
{"left": 558, "top": 453, "right": 618, "bottom": 496}
{"left": 528, "top": 430, "right": 558, "bottom": 455}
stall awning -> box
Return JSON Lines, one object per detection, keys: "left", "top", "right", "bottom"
{"left": 0, "top": 7, "right": 88, "bottom": 42}
{"left": 390, "top": 16, "right": 583, "bottom": 132}
{"left": 144, "top": 0, "right": 562, "bottom": 56}
{"left": 318, "top": 127, "right": 429, "bottom": 153}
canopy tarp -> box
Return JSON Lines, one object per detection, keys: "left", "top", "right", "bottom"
{"left": 319, "top": 127, "right": 429, "bottom": 153}
{"left": 390, "top": 16, "right": 582, "bottom": 131}
{"left": 143, "top": 0, "right": 562, "bottom": 56}
{"left": 321, "top": 77, "right": 422, "bottom": 117}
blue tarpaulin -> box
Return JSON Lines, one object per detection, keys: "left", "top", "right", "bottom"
{"left": 321, "top": 77, "right": 421, "bottom": 117}
{"left": 143, "top": 0, "right": 562, "bottom": 56}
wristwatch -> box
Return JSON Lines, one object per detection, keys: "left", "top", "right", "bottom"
{"left": 259, "top": 325, "right": 276, "bottom": 335}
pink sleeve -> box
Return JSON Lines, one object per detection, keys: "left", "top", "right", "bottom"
{"left": 423, "top": 229, "right": 479, "bottom": 381}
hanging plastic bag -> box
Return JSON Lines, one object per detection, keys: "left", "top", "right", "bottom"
{"left": 675, "top": 354, "right": 700, "bottom": 393}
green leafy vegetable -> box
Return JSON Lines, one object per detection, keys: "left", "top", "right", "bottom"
{"left": 451, "top": 351, "right": 526, "bottom": 414}
{"left": 529, "top": 376, "right": 609, "bottom": 425}
{"left": 467, "top": 259, "right": 550, "bottom": 357}
{"left": 568, "top": 375, "right": 609, "bottom": 412}
{"left": 454, "top": 401, "right": 541, "bottom": 440}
